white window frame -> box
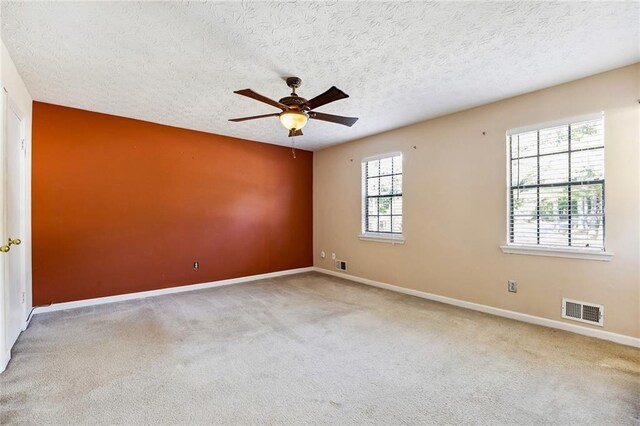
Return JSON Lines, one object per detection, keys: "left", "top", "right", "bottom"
{"left": 359, "top": 152, "right": 405, "bottom": 244}
{"left": 500, "top": 112, "right": 612, "bottom": 261}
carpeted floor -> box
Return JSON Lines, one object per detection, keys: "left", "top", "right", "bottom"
{"left": 1, "top": 272, "right": 639, "bottom": 425}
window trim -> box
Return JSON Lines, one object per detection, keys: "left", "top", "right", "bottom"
{"left": 500, "top": 244, "right": 613, "bottom": 261}
{"left": 361, "top": 151, "right": 404, "bottom": 241}
{"left": 503, "top": 112, "right": 613, "bottom": 260}
{"left": 506, "top": 112, "right": 604, "bottom": 136}
{"left": 359, "top": 233, "right": 405, "bottom": 244}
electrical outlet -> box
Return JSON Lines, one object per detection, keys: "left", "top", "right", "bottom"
{"left": 320, "top": 251, "right": 326, "bottom": 259}
{"left": 508, "top": 280, "right": 517, "bottom": 293}
{"left": 331, "top": 253, "right": 336, "bottom": 260}
{"left": 194, "top": 261, "right": 199, "bottom": 271}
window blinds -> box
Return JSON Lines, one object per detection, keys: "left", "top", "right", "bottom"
{"left": 508, "top": 114, "right": 605, "bottom": 249}
{"left": 363, "top": 154, "right": 403, "bottom": 234}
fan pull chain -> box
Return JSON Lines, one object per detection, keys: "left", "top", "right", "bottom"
{"left": 291, "top": 135, "right": 296, "bottom": 159}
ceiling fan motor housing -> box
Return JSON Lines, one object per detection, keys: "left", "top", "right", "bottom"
{"left": 278, "top": 96, "right": 308, "bottom": 109}
{"left": 284, "top": 76, "right": 307, "bottom": 107}
{"left": 286, "top": 77, "right": 302, "bottom": 89}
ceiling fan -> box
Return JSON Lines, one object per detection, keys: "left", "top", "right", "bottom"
{"left": 229, "top": 77, "right": 358, "bottom": 137}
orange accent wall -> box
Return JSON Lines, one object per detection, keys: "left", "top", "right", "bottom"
{"left": 32, "top": 102, "right": 312, "bottom": 305}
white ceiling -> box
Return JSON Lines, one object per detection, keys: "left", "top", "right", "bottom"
{"left": 1, "top": 1, "right": 638, "bottom": 151}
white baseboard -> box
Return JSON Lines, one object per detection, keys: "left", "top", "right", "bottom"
{"left": 26, "top": 265, "right": 640, "bottom": 348}
{"left": 313, "top": 267, "right": 640, "bottom": 349}
{"left": 32, "top": 267, "right": 314, "bottom": 315}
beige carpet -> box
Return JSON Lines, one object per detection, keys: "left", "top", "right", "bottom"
{"left": 1, "top": 272, "right": 638, "bottom": 424}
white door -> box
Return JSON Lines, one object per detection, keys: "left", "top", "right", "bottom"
{"left": 4, "top": 99, "right": 26, "bottom": 351}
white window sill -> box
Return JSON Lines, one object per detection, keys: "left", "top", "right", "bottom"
{"left": 359, "top": 234, "right": 405, "bottom": 245}
{"left": 500, "top": 245, "right": 613, "bottom": 261}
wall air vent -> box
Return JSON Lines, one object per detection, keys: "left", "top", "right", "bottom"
{"left": 562, "top": 298, "right": 604, "bottom": 326}
{"left": 335, "top": 260, "right": 347, "bottom": 271}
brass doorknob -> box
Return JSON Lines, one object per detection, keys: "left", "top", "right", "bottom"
{"left": 0, "top": 245, "right": 9, "bottom": 253}
{"left": 8, "top": 238, "right": 21, "bottom": 246}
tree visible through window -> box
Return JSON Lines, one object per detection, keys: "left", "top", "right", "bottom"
{"left": 508, "top": 115, "right": 605, "bottom": 249}
{"left": 363, "top": 154, "right": 403, "bottom": 235}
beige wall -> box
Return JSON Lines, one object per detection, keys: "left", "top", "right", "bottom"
{"left": 314, "top": 64, "right": 640, "bottom": 339}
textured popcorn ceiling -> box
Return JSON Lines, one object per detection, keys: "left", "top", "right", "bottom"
{"left": 1, "top": 2, "right": 638, "bottom": 151}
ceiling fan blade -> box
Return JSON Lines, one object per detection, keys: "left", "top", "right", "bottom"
{"left": 304, "top": 86, "right": 349, "bottom": 110}
{"left": 229, "top": 113, "right": 280, "bottom": 122}
{"left": 310, "top": 112, "right": 358, "bottom": 127}
{"left": 234, "top": 89, "right": 288, "bottom": 110}
{"left": 288, "top": 129, "right": 303, "bottom": 137}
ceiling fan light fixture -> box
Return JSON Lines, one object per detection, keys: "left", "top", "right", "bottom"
{"left": 279, "top": 110, "right": 308, "bottom": 131}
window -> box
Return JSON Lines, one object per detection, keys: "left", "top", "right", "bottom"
{"left": 507, "top": 113, "right": 605, "bottom": 251}
{"left": 362, "top": 153, "right": 403, "bottom": 237}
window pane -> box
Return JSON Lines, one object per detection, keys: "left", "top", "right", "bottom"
{"left": 539, "top": 153, "right": 568, "bottom": 184}
{"left": 512, "top": 188, "right": 537, "bottom": 218}
{"left": 367, "top": 198, "right": 378, "bottom": 215}
{"left": 571, "top": 120, "right": 604, "bottom": 151}
{"left": 379, "top": 216, "right": 391, "bottom": 232}
{"left": 378, "top": 197, "right": 391, "bottom": 215}
{"left": 571, "top": 184, "right": 603, "bottom": 214}
{"left": 367, "top": 177, "right": 379, "bottom": 196}
{"left": 539, "top": 125, "right": 568, "bottom": 155}
{"left": 511, "top": 216, "right": 537, "bottom": 245}
{"left": 539, "top": 224, "right": 569, "bottom": 247}
{"left": 571, "top": 184, "right": 604, "bottom": 249}
{"left": 392, "top": 156, "right": 402, "bottom": 174}
{"left": 511, "top": 131, "right": 537, "bottom": 159}
{"left": 511, "top": 157, "right": 537, "bottom": 187}
{"left": 571, "top": 149, "right": 603, "bottom": 181}
{"left": 392, "top": 175, "right": 402, "bottom": 194}
{"left": 379, "top": 157, "right": 393, "bottom": 175}
{"left": 379, "top": 176, "right": 392, "bottom": 195}
{"left": 571, "top": 214, "right": 604, "bottom": 248}
{"left": 392, "top": 196, "right": 402, "bottom": 215}
{"left": 538, "top": 186, "right": 570, "bottom": 246}
{"left": 539, "top": 186, "right": 569, "bottom": 217}
{"left": 392, "top": 216, "right": 403, "bottom": 233}
{"left": 367, "top": 216, "right": 378, "bottom": 232}
{"left": 367, "top": 160, "right": 380, "bottom": 177}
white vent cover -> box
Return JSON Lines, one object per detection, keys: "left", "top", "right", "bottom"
{"left": 335, "top": 260, "right": 347, "bottom": 271}
{"left": 562, "top": 298, "right": 604, "bottom": 326}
